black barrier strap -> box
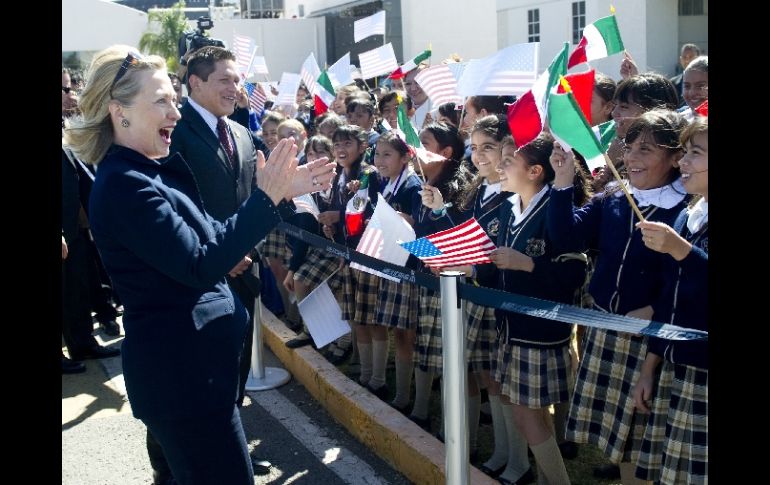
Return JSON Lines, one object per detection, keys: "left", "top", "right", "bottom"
{"left": 276, "top": 222, "right": 707, "bottom": 341}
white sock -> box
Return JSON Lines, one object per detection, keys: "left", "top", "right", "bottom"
{"left": 482, "top": 395, "right": 508, "bottom": 470}
{"left": 498, "top": 402, "right": 530, "bottom": 482}
{"left": 530, "top": 435, "right": 571, "bottom": 485}
{"left": 369, "top": 338, "right": 389, "bottom": 389}
{"left": 392, "top": 358, "right": 414, "bottom": 409}
{"left": 468, "top": 393, "right": 481, "bottom": 454}
{"left": 411, "top": 368, "right": 433, "bottom": 419}
{"left": 357, "top": 342, "right": 372, "bottom": 385}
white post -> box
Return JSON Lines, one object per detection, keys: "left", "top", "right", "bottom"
{"left": 440, "top": 271, "right": 469, "bottom": 485}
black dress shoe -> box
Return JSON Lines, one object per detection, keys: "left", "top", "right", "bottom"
{"left": 100, "top": 319, "right": 121, "bottom": 337}
{"left": 593, "top": 463, "right": 621, "bottom": 479}
{"left": 478, "top": 462, "right": 506, "bottom": 478}
{"left": 498, "top": 467, "right": 535, "bottom": 485}
{"left": 286, "top": 332, "right": 313, "bottom": 349}
{"left": 62, "top": 356, "right": 86, "bottom": 374}
{"left": 251, "top": 457, "right": 272, "bottom": 476}
{"left": 558, "top": 440, "right": 579, "bottom": 460}
{"left": 70, "top": 345, "right": 120, "bottom": 360}
{"left": 367, "top": 383, "right": 389, "bottom": 400}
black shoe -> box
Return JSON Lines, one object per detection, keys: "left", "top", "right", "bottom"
{"left": 100, "top": 319, "right": 121, "bottom": 337}
{"left": 498, "top": 467, "right": 535, "bottom": 485}
{"left": 388, "top": 400, "right": 409, "bottom": 414}
{"left": 70, "top": 345, "right": 120, "bottom": 361}
{"left": 593, "top": 463, "right": 621, "bottom": 479}
{"left": 367, "top": 383, "right": 389, "bottom": 400}
{"left": 408, "top": 414, "right": 430, "bottom": 431}
{"left": 328, "top": 346, "right": 352, "bottom": 365}
{"left": 62, "top": 356, "right": 86, "bottom": 374}
{"left": 479, "top": 463, "right": 506, "bottom": 478}
{"left": 286, "top": 332, "right": 313, "bottom": 349}
{"left": 251, "top": 457, "right": 272, "bottom": 476}
{"left": 558, "top": 440, "right": 578, "bottom": 460}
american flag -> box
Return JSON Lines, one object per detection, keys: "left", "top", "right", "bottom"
{"left": 251, "top": 56, "right": 269, "bottom": 76}
{"left": 244, "top": 82, "right": 266, "bottom": 113}
{"left": 399, "top": 218, "right": 496, "bottom": 268}
{"left": 350, "top": 194, "right": 416, "bottom": 281}
{"left": 353, "top": 10, "right": 386, "bottom": 43}
{"left": 232, "top": 33, "right": 257, "bottom": 79}
{"left": 358, "top": 43, "right": 398, "bottom": 80}
{"left": 300, "top": 53, "right": 321, "bottom": 97}
{"left": 414, "top": 64, "right": 463, "bottom": 109}
{"left": 274, "top": 72, "right": 302, "bottom": 106}
{"left": 457, "top": 42, "right": 539, "bottom": 98}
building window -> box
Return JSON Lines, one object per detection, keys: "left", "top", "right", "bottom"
{"left": 679, "top": 0, "right": 704, "bottom": 15}
{"left": 572, "top": 1, "right": 586, "bottom": 44}
{"left": 527, "top": 9, "right": 540, "bottom": 43}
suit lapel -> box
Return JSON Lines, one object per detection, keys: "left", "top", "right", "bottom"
{"left": 180, "top": 103, "right": 235, "bottom": 177}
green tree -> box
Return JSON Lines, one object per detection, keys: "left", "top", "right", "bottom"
{"left": 139, "top": 1, "right": 189, "bottom": 72}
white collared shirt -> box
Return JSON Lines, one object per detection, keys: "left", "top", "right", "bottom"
{"left": 508, "top": 184, "right": 549, "bottom": 226}
{"left": 187, "top": 96, "right": 220, "bottom": 137}
{"left": 687, "top": 198, "right": 708, "bottom": 234}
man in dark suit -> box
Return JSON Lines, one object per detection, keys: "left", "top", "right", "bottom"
{"left": 152, "top": 46, "right": 273, "bottom": 481}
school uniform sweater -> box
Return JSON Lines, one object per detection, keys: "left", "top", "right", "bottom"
{"left": 548, "top": 187, "right": 688, "bottom": 316}
{"left": 648, "top": 208, "right": 708, "bottom": 369}
{"left": 496, "top": 188, "right": 588, "bottom": 348}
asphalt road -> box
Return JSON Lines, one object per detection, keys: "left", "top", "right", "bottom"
{"left": 62, "top": 324, "right": 412, "bottom": 485}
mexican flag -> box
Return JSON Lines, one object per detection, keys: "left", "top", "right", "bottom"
{"left": 345, "top": 169, "right": 372, "bottom": 237}
{"left": 547, "top": 76, "right": 608, "bottom": 171}
{"left": 389, "top": 48, "right": 432, "bottom": 79}
{"left": 557, "top": 69, "right": 595, "bottom": 124}
{"left": 506, "top": 43, "right": 569, "bottom": 149}
{"left": 396, "top": 100, "right": 422, "bottom": 148}
{"left": 568, "top": 15, "right": 625, "bottom": 69}
{"left": 592, "top": 120, "right": 616, "bottom": 152}
{"left": 314, "top": 70, "right": 336, "bottom": 115}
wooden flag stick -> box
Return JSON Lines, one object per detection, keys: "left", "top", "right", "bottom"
{"left": 603, "top": 152, "right": 645, "bottom": 222}
{"left": 414, "top": 151, "right": 427, "bottom": 184}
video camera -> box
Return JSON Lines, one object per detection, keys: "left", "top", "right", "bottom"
{"left": 178, "top": 16, "right": 225, "bottom": 64}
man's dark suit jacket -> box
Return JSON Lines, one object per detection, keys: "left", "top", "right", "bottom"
{"left": 170, "top": 102, "right": 257, "bottom": 222}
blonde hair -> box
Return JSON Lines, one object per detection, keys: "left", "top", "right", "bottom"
{"left": 64, "top": 45, "right": 165, "bottom": 165}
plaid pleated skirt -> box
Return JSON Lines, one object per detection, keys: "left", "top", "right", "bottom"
{"left": 636, "top": 361, "right": 708, "bottom": 484}
{"left": 492, "top": 340, "right": 573, "bottom": 408}
{"left": 415, "top": 288, "right": 443, "bottom": 373}
{"left": 261, "top": 229, "right": 291, "bottom": 267}
{"left": 465, "top": 301, "right": 497, "bottom": 372}
{"left": 375, "top": 278, "right": 418, "bottom": 330}
{"left": 294, "top": 248, "right": 342, "bottom": 292}
{"left": 566, "top": 327, "right": 649, "bottom": 463}
{"left": 341, "top": 265, "right": 379, "bottom": 325}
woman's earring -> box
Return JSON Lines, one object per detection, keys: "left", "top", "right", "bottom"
{"left": 121, "top": 119, "right": 130, "bottom": 128}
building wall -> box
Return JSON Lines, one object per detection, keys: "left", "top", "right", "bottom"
{"left": 207, "top": 18, "right": 327, "bottom": 79}
{"left": 401, "top": 0, "right": 498, "bottom": 63}
{"left": 63, "top": 0, "right": 148, "bottom": 52}
{"left": 497, "top": 0, "right": 705, "bottom": 78}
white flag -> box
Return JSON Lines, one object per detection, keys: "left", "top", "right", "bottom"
{"left": 298, "top": 280, "right": 350, "bottom": 348}
{"left": 353, "top": 10, "right": 386, "bottom": 43}
{"left": 457, "top": 42, "right": 539, "bottom": 97}
{"left": 300, "top": 53, "right": 321, "bottom": 97}
{"left": 327, "top": 52, "right": 353, "bottom": 89}
{"left": 292, "top": 194, "right": 320, "bottom": 219}
{"left": 359, "top": 43, "right": 399, "bottom": 80}
{"left": 350, "top": 193, "right": 416, "bottom": 281}
{"left": 275, "top": 72, "right": 302, "bottom": 107}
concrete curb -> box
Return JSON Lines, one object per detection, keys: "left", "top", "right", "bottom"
{"left": 260, "top": 304, "right": 498, "bottom": 485}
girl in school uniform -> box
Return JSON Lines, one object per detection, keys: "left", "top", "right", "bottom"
{"left": 282, "top": 136, "right": 349, "bottom": 357}
{"left": 319, "top": 125, "right": 384, "bottom": 391}
{"left": 633, "top": 116, "right": 708, "bottom": 484}
{"left": 409, "top": 122, "right": 474, "bottom": 425}
{"left": 548, "top": 108, "right": 691, "bottom": 484}
{"left": 421, "top": 115, "right": 520, "bottom": 468}
{"left": 489, "top": 133, "right": 591, "bottom": 485}
{"left": 371, "top": 131, "right": 423, "bottom": 408}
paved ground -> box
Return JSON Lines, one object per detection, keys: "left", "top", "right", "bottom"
{"left": 62, "top": 323, "right": 412, "bottom": 485}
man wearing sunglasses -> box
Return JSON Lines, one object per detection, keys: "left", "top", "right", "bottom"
{"left": 62, "top": 68, "right": 79, "bottom": 121}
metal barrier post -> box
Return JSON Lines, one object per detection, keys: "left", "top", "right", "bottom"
{"left": 440, "top": 271, "right": 469, "bottom": 485}
{"left": 245, "top": 295, "right": 291, "bottom": 390}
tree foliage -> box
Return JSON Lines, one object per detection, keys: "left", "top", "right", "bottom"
{"left": 138, "top": 1, "right": 189, "bottom": 72}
